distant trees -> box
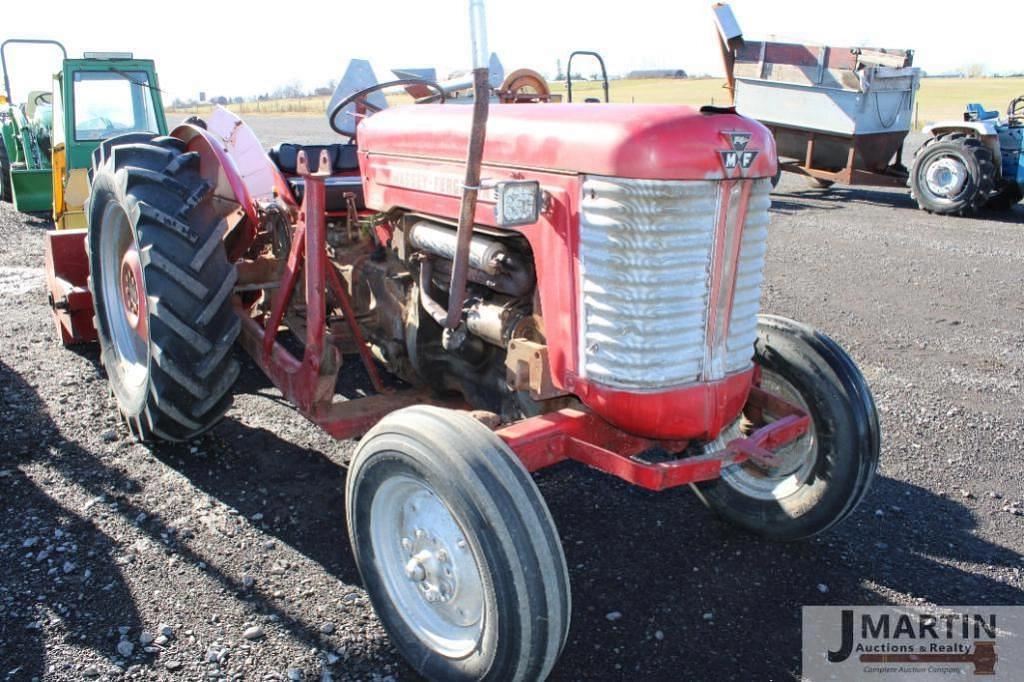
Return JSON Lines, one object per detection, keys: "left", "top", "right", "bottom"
{"left": 626, "top": 69, "right": 688, "bottom": 79}
{"left": 271, "top": 80, "right": 304, "bottom": 99}
{"left": 963, "top": 63, "right": 986, "bottom": 78}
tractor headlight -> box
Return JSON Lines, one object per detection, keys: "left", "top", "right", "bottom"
{"left": 494, "top": 180, "right": 541, "bottom": 227}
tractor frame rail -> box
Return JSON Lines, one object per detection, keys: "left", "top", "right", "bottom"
{"left": 497, "top": 386, "right": 810, "bottom": 491}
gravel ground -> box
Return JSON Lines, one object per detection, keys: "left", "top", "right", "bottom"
{"left": 1, "top": 121, "right": 1023, "bottom": 681}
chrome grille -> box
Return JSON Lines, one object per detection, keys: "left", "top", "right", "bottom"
{"left": 724, "top": 182, "right": 771, "bottom": 373}
{"left": 578, "top": 175, "right": 771, "bottom": 390}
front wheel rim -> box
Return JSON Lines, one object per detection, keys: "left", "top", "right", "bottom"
{"left": 369, "top": 473, "right": 486, "bottom": 658}
{"left": 717, "top": 370, "right": 818, "bottom": 501}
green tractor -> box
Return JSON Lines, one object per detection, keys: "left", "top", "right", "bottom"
{"left": 1, "top": 39, "right": 167, "bottom": 227}
{"left": 1, "top": 39, "right": 167, "bottom": 344}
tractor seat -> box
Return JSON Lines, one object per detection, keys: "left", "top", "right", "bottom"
{"left": 269, "top": 142, "right": 364, "bottom": 212}
{"left": 269, "top": 142, "right": 360, "bottom": 174}
{"left": 286, "top": 175, "right": 364, "bottom": 213}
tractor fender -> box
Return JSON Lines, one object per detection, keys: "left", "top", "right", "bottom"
{"left": 922, "top": 120, "right": 1003, "bottom": 173}
{"left": 922, "top": 120, "right": 1000, "bottom": 139}
{"left": 171, "top": 105, "right": 296, "bottom": 260}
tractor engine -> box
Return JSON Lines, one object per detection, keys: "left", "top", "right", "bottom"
{"left": 352, "top": 103, "right": 776, "bottom": 439}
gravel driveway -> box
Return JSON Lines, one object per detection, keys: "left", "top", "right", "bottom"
{"left": 1, "top": 122, "right": 1022, "bottom": 681}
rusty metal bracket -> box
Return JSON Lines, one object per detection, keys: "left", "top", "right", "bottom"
{"left": 505, "top": 339, "right": 567, "bottom": 401}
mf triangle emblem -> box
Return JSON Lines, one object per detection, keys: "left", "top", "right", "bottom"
{"left": 719, "top": 131, "right": 759, "bottom": 173}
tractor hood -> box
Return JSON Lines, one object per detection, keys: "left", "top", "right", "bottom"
{"left": 356, "top": 103, "right": 776, "bottom": 181}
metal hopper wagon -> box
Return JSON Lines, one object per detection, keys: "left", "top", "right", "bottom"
{"left": 713, "top": 3, "right": 921, "bottom": 190}
{"left": 55, "top": 1, "right": 880, "bottom": 678}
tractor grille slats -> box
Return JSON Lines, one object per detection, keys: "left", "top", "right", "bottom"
{"left": 578, "top": 176, "right": 770, "bottom": 390}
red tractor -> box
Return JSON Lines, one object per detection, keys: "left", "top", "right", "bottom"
{"left": 77, "top": 3, "right": 879, "bottom": 679}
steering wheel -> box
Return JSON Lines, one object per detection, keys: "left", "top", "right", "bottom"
{"left": 329, "top": 78, "right": 446, "bottom": 137}
{"left": 33, "top": 92, "right": 52, "bottom": 107}
{"left": 1009, "top": 95, "right": 1024, "bottom": 122}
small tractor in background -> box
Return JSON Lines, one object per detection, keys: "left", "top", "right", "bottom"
{"left": 61, "top": 0, "right": 879, "bottom": 678}
{"left": 0, "top": 39, "right": 167, "bottom": 343}
{"left": 909, "top": 97, "right": 1024, "bottom": 215}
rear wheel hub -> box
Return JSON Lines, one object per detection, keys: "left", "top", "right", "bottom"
{"left": 925, "top": 157, "right": 967, "bottom": 198}
{"left": 119, "top": 247, "right": 147, "bottom": 338}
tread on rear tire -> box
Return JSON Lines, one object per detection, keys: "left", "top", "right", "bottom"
{"left": 910, "top": 133, "right": 995, "bottom": 215}
{"left": 86, "top": 133, "right": 240, "bottom": 442}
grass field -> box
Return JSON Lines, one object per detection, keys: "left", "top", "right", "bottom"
{"left": 167, "top": 77, "right": 1024, "bottom": 130}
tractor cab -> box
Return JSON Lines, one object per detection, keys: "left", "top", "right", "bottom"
{"left": 0, "top": 40, "right": 167, "bottom": 226}
{"left": 2, "top": 40, "right": 169, "bottom": 345}
{"left": 51, "top": 52, "right": 167, "bottom": 229}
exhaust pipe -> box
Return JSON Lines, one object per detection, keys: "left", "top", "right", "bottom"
{"left": 424, "top": 0, "right": 491, "bottom": 329}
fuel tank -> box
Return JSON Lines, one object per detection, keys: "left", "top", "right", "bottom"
{"left": 356, "top": 103, "right": 776, "bottom": 181}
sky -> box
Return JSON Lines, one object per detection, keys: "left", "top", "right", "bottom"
{"left": 2, "top": 0, "right": 1021, "bottom": 104}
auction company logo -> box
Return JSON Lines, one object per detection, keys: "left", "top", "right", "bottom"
{"left": 803, "top": 606, "right": 1024, "bottom": 680}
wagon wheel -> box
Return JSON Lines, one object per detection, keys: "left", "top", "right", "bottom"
{"left": 498, "top": 69, "right": 551, "bottom": 103}
{"left": 347, "top": 405, "right": 570, "bottom": 680}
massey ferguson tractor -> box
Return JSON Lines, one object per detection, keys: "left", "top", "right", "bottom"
{"left": 74, "top": 1, "right": 879, "bottom": 678}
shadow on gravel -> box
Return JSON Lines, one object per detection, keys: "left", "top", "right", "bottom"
{"left": 139, "top": 348, "right": 1024, "bottom": 680}
{"left": 0, "top": 360, "right": 143, "bottom": 680}
{"left": 9, "top": 342, "right": 1022, "bottom": 679}
{"left": 121, "top": 351, "right": 1024, "bottom": 679}
{"left": 148, "top": 350, "right": 361, "bottom": 583}
{"left": 539, "top": 464, "right": 1024, "bottom": 679}
{"left": 770, "top": 185, "right": 916, "bottom": 215}
{"left": 0, "top": 357, "right": 383, "bottom": 678}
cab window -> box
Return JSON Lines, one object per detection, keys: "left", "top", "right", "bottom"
{"left": 73, "top": 70, "right": 158, "bottom": 141}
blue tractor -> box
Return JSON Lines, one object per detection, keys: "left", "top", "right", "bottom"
{"left": 910, "top": 95, "right": 1024, "bottom": 215}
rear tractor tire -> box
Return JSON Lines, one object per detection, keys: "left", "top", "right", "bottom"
{"left": 347, "top": 406, "right": 571, "bottom": 682}
{"left": 86, "top": 133, "right": 241, "bottom": 442}
{"left": 910, "top": 133, "right": 996, "bottom": 215}
{"left": 694, "top": 315, "right": 880, "bottom": 542}
{"left": 0, "top": 137, "right": 11, "bottom": 203}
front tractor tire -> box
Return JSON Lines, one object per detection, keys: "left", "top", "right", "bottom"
{"left": 695, "top": 315, "right": 880, "bottom": 542}
{"left": 347, "top": 406, "right": 571, "bottom": 682}
{"left": 910, "top": 133, "right": 995, "bottom": 215}
{"left": 86, "top": 134, "right": 240, "bottom": 442}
